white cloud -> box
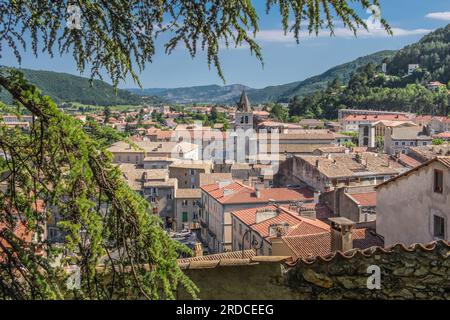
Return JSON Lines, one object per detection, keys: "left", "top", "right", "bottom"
{"left": 251, "top": 26, "right": 432, "bottom": 43}
{"left": 425, "top": 12, "right": 450, "bottom": 21}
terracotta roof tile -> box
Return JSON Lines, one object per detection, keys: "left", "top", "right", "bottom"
{"left": 283, "top": 232, "right": 331, "bottom": 259}
{"left": 201, "top": 182, "right": 313, "bottom": 205}
{"left": 347, "top": 192, "right": 377, "bottom": 207}
{"left": 178, "top": 249, "right": 256, "bottom": 264}
{"left": 343, "top": 114, "right": 410, "bottom": 121}
{"left": 397, "top": 153, "right": 423, "bottom": 168}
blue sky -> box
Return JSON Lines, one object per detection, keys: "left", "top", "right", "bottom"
{"left": 1, "top": 0, "right": 450, "bottom": 89}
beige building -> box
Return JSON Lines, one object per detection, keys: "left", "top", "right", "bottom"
{"left": 376, "top": 157, "right": 450, "bottom": 246}
{"left": 108, "top": 141, "right": 199, "bottom": 165}
{"left": 409, "top": 144, "right": 450, "bottom": 162}
{"left": 174, "top": 189, "right": 201, "bottom": 232}
{"left": 322, "top": 186, "right": 377, "bottom": 223}
{"left": 143, "top": 157, "right": 176, "bottom": 169}
{"left": 276, "top": 152, "right": 408, "bottom": 193}
{"left": 230, "top": 205, "right": 330, "bottom": 256}
{"left": 341, "top": 114, "right": 411, "bottom": 132}
{"left": 200, "top": 180, "right": 315, "bottom": 253}
{"left": 169, "top": 161, "right": 213, "bottom": 189}
{"left": 384, "top": 125, "right": 432, "bottom": 155}
{"left": 119, "top": 164, "right": 177, "bottom": 226}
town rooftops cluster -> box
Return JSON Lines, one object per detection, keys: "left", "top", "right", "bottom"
{"left": 343, "top": 114, "right": 411, "bottom": 121}
{"left": 297, "top": 152, "right": 407, "bottom": 178}
{"left": 200, "top": 181, "right": 314, "bottom": 205}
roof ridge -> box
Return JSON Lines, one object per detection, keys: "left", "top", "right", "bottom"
{"left": 287, "top": 240, "right": 450, "bottom": 266}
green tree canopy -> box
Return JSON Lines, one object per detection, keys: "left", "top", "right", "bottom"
{"left": 0, "top": 0, "right": 390, "bottom": 86}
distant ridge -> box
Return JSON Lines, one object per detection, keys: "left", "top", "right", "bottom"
{"left": 128, "top": 84, "right": 251, "bottom": 104}
{"left": 128, "top": 50, "right": 395, "bottom": 104}
{"left": 0, "top": 67, "right": 163, "bottom": 106}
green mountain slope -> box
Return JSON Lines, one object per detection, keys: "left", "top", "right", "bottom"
{"left": 271, "top": 50, "right": 396, "bottom": 102}
{"left": 0, "top": 67, "right": 161, "bottom": 106}
{"left": 288, "top": 25, "right": 450, "bottom": 120}
{"left": 129, "top": 50, "right": 396, "bottom": 104}
{"left": 387, "top": 24, "right": 450, "bottom": 83}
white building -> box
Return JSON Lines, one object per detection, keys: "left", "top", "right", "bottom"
{"left": 376, "top": 157, "right": 450, "bottom": 246}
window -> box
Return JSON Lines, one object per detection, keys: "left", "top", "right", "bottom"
{"left": 363, "top": 137, "right": 369, "bottom": 146}
{"left": 433, "top": 215, "right": 445, "bottom": 239}
{"left": 190, "top": 169, "right": 195, "bottom": 175}
{"left": 401, "top": 141, "right": 406, "bottom": 146}
{"left": 434, "top": 169, "right": 443, "bottom": 193}
{"left": 182, "top": 212, "right": 188, "bottom": 223}
{"left": 239, "top": 223, "right": 242, "bottom": 235}
{"left": 422, "top": 142, "right": 427, "bottom": 146}
{"left": 363, "top": 126, "right": 369, "bottom": 136}
{"left": 182, "top": 200, "right": 188, "bottom": 206}
{"left": 395, "top": 142, "right": 399, "bottom": 146}
{"left": 166, "top": 193, "right": 172, "bottom": 200}
{"left": 244, "top": 116, "right": 249, "bottom": 124}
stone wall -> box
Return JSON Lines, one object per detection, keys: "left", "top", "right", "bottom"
{"left": 178, "top": 241, "right": 450, "bottom": 300}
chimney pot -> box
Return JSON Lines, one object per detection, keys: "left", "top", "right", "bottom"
{"left": 329, "top": 217, "right": 355, "bottom": 252}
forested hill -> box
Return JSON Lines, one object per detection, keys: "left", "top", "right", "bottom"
{"left": 128, "top": 84, "right": 251, "bottom": 104}
{"left": 0, "top": 67, "right": 162, "bottom": 106}
{"left": 288, "top": 25, "right": 450, "bottom": 120}
{"left": 128, "top": 50, "right": 396, "bottom": 104}
{"left": 387, "top": 24, "right": 450, "bottom": 83}
{"left": 249, "top": 50, "right": 396, "bottom": 103}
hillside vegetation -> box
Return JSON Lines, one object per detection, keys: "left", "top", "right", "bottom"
{"left": 0, "top": 67, "right": 162, "bottom": 106}
{"left": 288, "top": 25, "right": 450, "bottom": 120}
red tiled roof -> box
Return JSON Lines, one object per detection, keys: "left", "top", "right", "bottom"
{"left": 414, "top": 115, "right": 433, "bottom": 122}
{"left": 232, "top": 205, "right": 329, "bottom": 240}
{"left": 283, "top": 232, "right": 331, "bottom": 258}
{"left": 178, "top": 249, "right": 256, "bottom": 264}
{"left": 433, "top": 132, "right": 450, "bottom": 139}
{"left": 0, "top": 219, "right": 34, "bottom": 262}
{"left": 201, "top": 182, "right": 314, "bottom": 205}
{"left": 251, "top": 212, "right": 305, "bottom": 239}
{"left": 343, "top": 114, "right": 410, "bottom": 122}
{"left": 352, "top": 228, "right": 384, "bottom": 248}
{"left": 397, "top": 153, "right": 423, "bottom": 168}
{"left": 285, "top": 203, "right": 335, "bottom": 221}
{"left": 282, "top": 228, "right": 383, "bottom": 259}
{"left": 347, "top": 192, "right": 377, "bottom": 207}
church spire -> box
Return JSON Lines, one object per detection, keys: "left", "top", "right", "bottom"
{"left": 237, "top": 90, "right": 251, "bottom": 112}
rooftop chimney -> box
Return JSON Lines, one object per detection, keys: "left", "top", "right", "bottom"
{"left": 313, "top": 190, "right": 321, "bottom": 204}
{"left": 254, "top": 183, "right": 263, "bottom": 198}
{"left": 329, "top": 217, "right": 355, "bottom": 252}
{"left": 193, "top": 242, "right": 203, "bottom": 257}
{"left": 298, "top": 206, "right": 316, "bottom": 220}
{"left": 218, "top": 179, "right": 232, "bottom": 189}
{"left": 268, "top": 222, "right": 289, "bottom": 238}
{"left": 255, "top": 208, "right": 279, "bottom": 223}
